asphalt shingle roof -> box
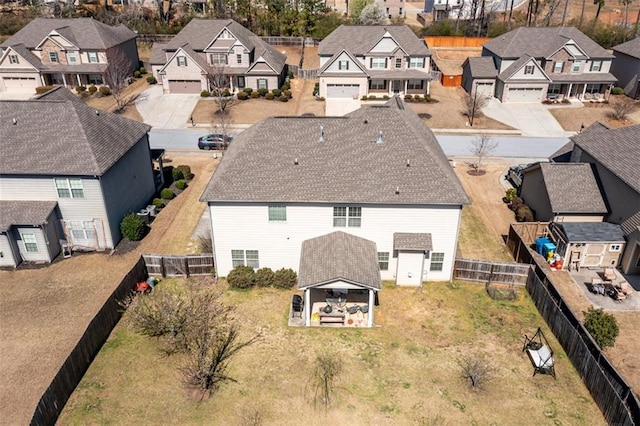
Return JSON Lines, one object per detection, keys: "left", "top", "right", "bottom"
{"left": 0, "top": 18, "right": 136, "bottom": 50}
{"left": 0, "top": 88, "right": 151, "bottom": 176}
{"left": 536, "top": 163, "right": 607, "bottom": 214}
{"left": 483, "top": 26, "right": 613, "bottom": 59}
{"left": 318, "top": 25, "right": 430, "bottom": 56}
{"left": 393, "top": 233, "right": 433, "bottom": 251}
{"left": 466, "top": 56, "right": 497, "bottom": 78}
{"left": 0, "top": 201, "right": 58, "bottom": 232}
{"left": 297, "top": 231, "right": 381, "bottom": 290}
{"left": 201, "top": 99, "right": 469, "bottom": 205}
{"left": 497, "top": 55, "right": 548, "bottom": 81}
{"left": 621, "top": 211, "right": 640, "bottom": 236}
{"left": 613, "top": 37, "right": 640, "bottom": 60}
{"left": 570, "top": 122, "right": 640, "bottom": 193}
{"left": 149, "top": 42, "right": 168, "bottom": 65}
{"left": 556, "top": 222, "right": 625, "bottom": 242}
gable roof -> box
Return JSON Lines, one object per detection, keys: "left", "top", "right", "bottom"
{"left": 318, "top": 49, "right": 369, "bottom": 75}
{"left": 318, "top": 25, "right": 430, "bottom": 57}
{"left": 393, "top": 233, "right": 433, "bottom": 251}
{"left": 149, "top": 42, "right": 168, "bottom": 65}
{"left": 1, "top": 44, "right": 41, "bottom": 69}
{"left": 525, "top": 162, "right": 607, "bottom": 214}
{"left": 297, "top": 231, "right": 381, "bottom": 290}
{"left": 465, "top": 56, "right": 497, "bottom": 78}
{"left": 570, "top": 122, "right": 640, "bottom": 194}
{"left": 0, "top": 201, "right": 58, "bottom": 232}
{"left": 482, "top": 27, "right": 613, "bottom": 59}
{"left": 0, "top": 18, "right": 136, "bottom": 50}
{"left": 497, "top": 54, "right": 550, "bottom": 82}
{"left": 160, "top": 45, "right": 209, "bottom": 74}
{"left": 201, "top": 98, "right": 469, "bottom": 205}
{"left": 612, "top": 37, "right": 640, "bottom": 60}
{"left": 555, "top": 222, "right": 625, "bottom": 242}
{"left": 0, "top": 88, "right": 151, "bottom": 176}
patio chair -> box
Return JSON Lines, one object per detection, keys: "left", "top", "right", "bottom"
{"left": 291, "top": 294, "right": 303, "bottom": 318}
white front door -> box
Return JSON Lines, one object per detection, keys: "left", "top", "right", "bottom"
{"left": 396, "top": 251, "right": 425, "bottom": 286}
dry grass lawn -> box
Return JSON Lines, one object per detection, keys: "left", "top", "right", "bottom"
{"left": 549, "top": 100, "right": 639, "bottom": 132}
{"left": 83, "top": 77, "right": 149, "bottom": 122}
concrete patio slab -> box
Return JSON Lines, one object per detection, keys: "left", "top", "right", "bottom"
{"left": 570, "top": 269, "right": 640, "bottom": 311}
{"left": 483, "top": 99, "right": 568, "bottom": 137}
{"left": 136, "top": 85, "right": 200, "bottom": 129}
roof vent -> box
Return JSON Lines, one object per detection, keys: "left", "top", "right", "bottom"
{"left": 406, "top": 159, "right": 410, "bottom": 167}
{"left": 319, "top": 125, "right": 325, "bottom": 143}
{"left": 12, "top": 118, "right": 17, "bottom": 125}
{"left": 294, "top": 158, "right": 299, "bottom": 165}
{"left": 95, "top": 110, "right": 100, "bottom": 116}
{"left": 395, "top": 186, "right": 400, "bottom": 195}
{"left": 363, "top": 119, "right": 368, "bottom": 124}
{"left": 376, "top": 131, "right": 384, "bottom": 144}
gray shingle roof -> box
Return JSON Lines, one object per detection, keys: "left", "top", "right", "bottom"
{"left": 465, "top": 56, "right": 497, "bottom": 78}
{"left": 483, "top": 26, "right": 613, "bottom": 59}
{"left": 0, "top": 88, "right": 151, "bottom": 176}
{"left": 318, "top": 25, "right": 430, "bottom": 57}
{"left": 550, "top": 73, "right": 617, "bottom": 83}
{"left": 570, "top": 122, "right": 640, "bottom": 193}
{"left": 201, "top": 98, "right": 469, "bottom": 205}
{"left": 0, "top": 201, "right": 58, "bottom": 232}
{"left": 536, "top": 163, "right": 607, "bottom": 214}
{"left": 621, "top": 211, "right": 640, "bottom": 236}
{"left": 297, "top": 231, "right": 381, "bottom": 290}
{"left": 0, "top": 18, "right": 137, "bottom": 50}
{"left": 393, "top": 233, "right": 433, "bottom": 251}
{"left": 613, "top": 37, "right": 640, "bottom": 60}
{"left": 3, "top": 44, "right": 42, "bottom": 69}
{"left": 556, "top": 222, "right": 625, "bottom": 242}
{"left": 149, "top": 42, "right": 168, "bottom": 65}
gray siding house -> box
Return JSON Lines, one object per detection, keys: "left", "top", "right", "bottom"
{"left": 0, "top": 88, "right": 156, "bottom": 267}
{"left": 611, "top": 38, "right": 640, "bottom": 99}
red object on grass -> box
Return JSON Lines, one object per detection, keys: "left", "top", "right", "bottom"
{"left": 135, "top": 281, "right": 149, "bottom": 292}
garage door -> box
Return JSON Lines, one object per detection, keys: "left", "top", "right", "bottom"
{"left": 168, "top": 80, "right": 201, "bottom": 94}
{"left": 2, "top": 77, "right": 37, "bottom": 93}
{"left": 507, "top": 87, "right": 542, "bottom": 102}
{"left": 327, "top": 84, "right": 360, "bottom": 98}
{"left": 475, "top": 82, "right": 494, "bottom": 98}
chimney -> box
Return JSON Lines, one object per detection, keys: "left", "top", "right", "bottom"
{"left": 376, "top": 131, "right": 384, "bottom": 144}
{"left": 319, "top": 125, "right": 325, "bottom": 143}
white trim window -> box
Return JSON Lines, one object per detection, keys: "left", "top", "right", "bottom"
{"left": 553, "top": 61, "right": 563, "bottom": 73}
{"left": 9, "top": 54, "right": 18, "bottom": 64}
{"left": 338, "top": 60, "right": 349, "bottom": 70}
{"left": 231, "top": 249, "right": 259, "bottom": 268}
{"left": 524, "top": 65, "right": 534, "bottom": 75}
{"left": 237, "top": 76, "right": 245, "bottom": 88}
{"left": 409, "top": 57, "right": 425, "bottom": 68}
{"left": 610, "top": 244, "right": 621, "bottom": 252}
{"left": 572, "top": 61, "right": 581, "bottom": 72}
{"left": 407, "top": 79, "right": 424, "bottom": 90}
{"left": 88, "top": 74, "right": 103, "bottom": 85}
{"left": 257, "top": 79, "right": 268, "bottom": 90}
{"left": 49, "top": 52, "right": 59, "bottom": 63}
{"left": 430, "top": 252, "right": 444, "bottom": 271}
{"left": 21, "top": 233, "right": 39, "bottom": 253}
{"left": 371, "top": 58, "right": 386, "bottom": 69}
{"left": 378, "top": 252, "right": 389, "bottom": 270}
{"left": 69, "top": 221, "right": 96, "bottom": 243}
{"left": 177, "top": 56, "right": 187, "bottom": 66}
{"left": 87, "top": 51, "right": 99, "bottom": 63}
{"left": 55, "top": 178, "right": 84, "bottom": 198}
{"left": 590, "top": 60, "right": 602, "bottom": 72}
{"left": 370, "top": 79, "right": 386, "bottom": 90}
{"left": 210, "top": 53, "right": 227, "bottom": 65}
{"left": 236, "top": 54, "right": 242, "bottom": 64}
{"left": 395, "top": 58, "right": 402, "bottom": 69}
{"left": 68, "top": 52, "right": 78, "bottom": 64}
{"left": 333, "top": 206, "right": 361, "bottom": 227}
{"left": 268, "top": 206, "right": 286, "bottom": 221}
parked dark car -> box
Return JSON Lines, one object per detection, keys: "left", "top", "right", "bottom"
{"left": 197, "top": 133, "right": 233, "bottom": 150}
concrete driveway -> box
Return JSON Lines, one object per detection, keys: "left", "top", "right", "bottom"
{"left": 483, "top": 99, "right": 569, "bottom": 137}
{"left": 136, "top": 85, "right": 200, "bottom": 129}
{"left": 0, "top": 91, "right": 36, "bottom": 100}
{"left": 325, "top": 98, "right": 361, "bottom": 116}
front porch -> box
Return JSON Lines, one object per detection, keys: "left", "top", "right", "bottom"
{"left": 368, "top": 77, "right": 430, "bottom": 97}
{"left": 546, "top": 83, "right": 612, "bottom": 102}
{"left": 42, "top": 72, "right": 105, "bottom": 89}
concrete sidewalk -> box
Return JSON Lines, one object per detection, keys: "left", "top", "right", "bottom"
{"left": 483, "top": 99, "right": 569, "bottom": 137}
{"left": 136, "top": 85, "right": 200, "bottom": 129}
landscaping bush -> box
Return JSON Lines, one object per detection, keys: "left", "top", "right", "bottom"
{"left": 583, "top": 306, "right": 619, "bottom": 349}
{"left": 414, "top": 95, "right": 424, "bottom": 102}
{"left": 383, "top": 95, "right": 389, "bottom": 100}
{"left": 75, "top": 85, "right": 87, "bottom": 93}
{"left": 404, "top": 94, "right": 413, "bottom": 101}
{"left": 99, "top": 86, "right": 111, "bottom": 95}
{"left": 361, "top": 95, "right": 368, "bottom": 101}
{"left": 368, "top": 95, "right": 377, "bottom": 100}
{"left": 273, "top": 268, "right": 297, "bottom": 289}
{"left": 257, "top": 88, "right": 268, "bottom": 97}
{"left": 139, "top": 67, "right": 147, "bottom": 74}
{"left": 272, "top": 89, "right": 282, "bottom": 97}
{"left": 172, "top": 167, "right": 184, "bottom": 182}
{"left": 197, "top": 234, "right": 212, "bottom": 253}
{"left": 283, "top": 89, "right": 291, "bottom": 98}
{"left": 287, "top": 70, "right": 294, "bottom": 79}
{"left": 161, "top": 188, "right": 175, "bottom": 200}
{"left": 88, "top": 85, "right": 98, "bottom": 94}
{"left": 243, "top": 87, "right": 253, "bottom": 94}
{"left": 255, "top": 267, "right": 275, "bottom": 287}
{"left": 279, "top": 95, "right": 289, "bottom": 102}
{"left": 120, "top": 212, "right": 146, "bottom": 241}
{"left": 237, "top": 92, "right": 248, "bottom": 100}
{"left": 175, "top": 179, "right": 187, "bottom": 190}
{"left": 35, "top": 85, "right": 55, "bottom": 94}
{"left": 515, "top": 204, "right": 534, "bottom": 222}
{"left": 80, "top": 92, "right": 89, "bottom": 100}
{"left": 200, "top": 90, "right": 210, "bottom": 97}
{"left": 177, "top": 165, "right": 193, "bottom": 180}
{"left": 251, "top": 92, "right": 260, "bottom": 98}
{"left": 227, "top": 265, "right": 256, "bottom": 289}
{"left": 504, "top": 188, "right": 518, "bottom": 203}
{"left": 134, "top": 70, "right": 141, "bottom": 78}
{"left": 611, "top": 86, "right": 624, "bottom": 95}
{"left": 509, "top": 197, "right": 524, "bottom": 211}
{"left": 426, "top": 95, "right": 433, "bottom": 102}
{"left": 313, "top": 83, "right": 319, "bottom": 96}
{"left": 222, "top": 89, "right": 231, "bottom": 97}
{"left": 281, "top": 81, "right": 291, "bottom": 90}
{"left": 265, "top": 92, "right": 275, "bottom": 100}
{"left": 152, "top": 198, "right": 164, "bottom": 209}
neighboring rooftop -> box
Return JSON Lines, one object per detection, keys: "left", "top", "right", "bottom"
{"left": 612, "top": 37, "right": 640, "bottom": 59}
{"left": 318, "top": 25, "right": 430, "bottom": 56}
{"left": 465, "top": 56, "right": 498, "bottom": 78}
{"left": 555, "top": 222, "right": 625, "bottom": 242}
{"left": 621, "top": 211, "right": 640, "bottom": 236}
{"left": 297, "top": 231, "right": 381, "bottom": 290}
{"left": 200, "top": 99, "right": 469, "bottom": 205}
{"left": 0, "top": 201, "right": 58, "bottom": 232}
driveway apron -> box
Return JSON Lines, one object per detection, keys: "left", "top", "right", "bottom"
{"left": 483, "top": 99, "right": 568, "bottom": 137}
{"left": 136, "top": 85, "right": 200, "bottom": 129}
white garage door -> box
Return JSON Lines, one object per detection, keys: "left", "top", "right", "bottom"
{"left": 2, "top": 77, "right": 37, "bottom": 93}
{"left": 507, "top": 87, "right": 543, "bottom": 102}
{"left": 475, "top": 82, "right": 494, "bottom": 98}
{"left": 327, "top": 84, "right": 360, "bottom": 98}
{"left": 168, "top": 80, "right": 201, "bottom": 94}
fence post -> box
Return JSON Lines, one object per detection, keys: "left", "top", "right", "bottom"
{"left": 161, "top": 256, "right": 166, "bottom": 278}
{"left": 184, "top": 257, "right": 190, "bottom": 278}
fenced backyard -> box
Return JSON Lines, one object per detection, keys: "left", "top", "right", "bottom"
{"left": 142, "top": 254, "right": 214, "bottom": 278}
{"left": 453, "top": 258, "right": 529, "bottom": 286}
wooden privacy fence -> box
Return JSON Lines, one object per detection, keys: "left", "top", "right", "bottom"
{"left": 506, "top": 222, "right": 551, "bottom": 264}
{"left": 143, "top": 254, "right": 214, "bottom": 277}
{"left": 424, "top": 36, "right": 491, "bottom": 48}
{"left": 454, "top": 258, "right": 529, "bottom": 286}
{"left": 30, "top": 257, "right": 147, "bottom": 425}
{"left": 289, "top": 64, "right": 318, "bottom": 80}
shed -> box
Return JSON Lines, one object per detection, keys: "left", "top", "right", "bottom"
{"left": 549, "top": 222, "right": 626, "bottom": 271}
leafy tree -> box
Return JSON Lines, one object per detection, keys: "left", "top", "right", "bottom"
{"left": 583, "top": 307, "right": 619, "bottom": 349}
{"left": 349, "top": 0, "right": 373, "bottom": 19}
{"left": 359, "top": 3, "right": 386, "bottom": 24}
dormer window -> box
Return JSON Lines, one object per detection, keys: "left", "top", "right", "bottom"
{"left": 49, "top": 52, "right": 59, "bottom": 63}
{"left": 553, "top": 61, "right": 563, "bottom": 73}
{"left": 87, "top": 52, "right": 98, "bottom": 63}
{"left": 177, "top": 56, "right": 187, "bottom": 66}
{"left": 338, "top": 60, "right": 349, "bottom": 70}
{"left": 591, "top": 60, "right": 602, "bottom": 72}
{"left": 8, "top": 54, "right": 18, "bottom": 64}
{"left": 395, "top": 58, "right": 402, "bottom": 68}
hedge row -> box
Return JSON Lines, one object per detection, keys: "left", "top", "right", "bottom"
{"left": 227, "top": 266, "right": 297, "bottom": 289}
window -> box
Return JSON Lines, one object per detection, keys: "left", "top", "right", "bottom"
{"left": 87, "top": 51, "right": 98, "bottom": 63}
{"left": 237, "top": 76, "right": 245, "bottom": 88}
{"left": 590, "top": 60, "right": 602, "bottom": 72}
{"left": 210, "top": 53, "right": 227, "bottom": 65}
{"left": 69, "top": 221, "right": 95, "bottom": 241}
{"left": 548, "top": 83, "right": 562, "bottom": 94}
{"left": 524, "top": 65, "right": 534, "bottom": 75}
{"left": 572, "top": 61, "right": 581, "bottom": 72}
{"left": 232, "top": 250, "right": 259, "bottom": 268}
{"left": 236, "top": 54, "right": 242, "bottom": 64}
{"left": 553, "top": 61, "right": 563, "bottom": 73}
{"left": 333, "top": 207, "right": 361, "bottom": 227}
{"left": 399, "top": 7, "right": 403, "bottom": 14}
{"left": 68, "top": 53, "right": 77, "bottom": 64}
{"left": 257, "top": 78, "right": 268, "bottom": 90}
{"left": 348, "top": 207, "right": 362, "bottom": 227}
{"left": 407, "top": 79, "right": 423, "bottom": 90}
{"left": 21, "top": 233, "right": 38, "bottom": 253}
{"left": 338, "top": 60, "right": 349, "bottom": 70}
{"left": 371, "top": 58, "right": 386, "bottom": 69}
{"left": 585, "top": 83, "right": 601, "bottom": 94}
{"left": 177, "top": 56, "right": 187, "bottom": 66}
{"left": 55, "top": 178, "right": 84, "bottom": 198}
{"left": 268, "top": 206, "right": 286, "bottom": 221}
{"left": 88, "top": 74, "right": 103, "bottom": 85}
{"left": 370, "top": 79, "right": 386, "bottom": 90}
{"left": 49, "top": 52, "right": 58, "bottom": 63}
{"left": 409, "top": 57, "right": 424, "bottom": 68}
{"left": 8, "top": 54, "right": 18, "bottom": 64}
{"left": 333, "top": 207, "right": 346, "bottom": 227}
{"left": 610, "top": 244, "right": 621, "bottom": 252}
{"left": 395, "top": 58, "right": 402, "bottom": 68}
{"left": 430, "top": 252, "right": 444, "bottom": 271}
{"left": 378, "top": 252, "right": 389, "bottom": 271}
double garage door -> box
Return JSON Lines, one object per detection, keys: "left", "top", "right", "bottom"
{"left": 2, "top": 76, "right": 38, "bottom": 93}
{"left": 168, "top": 79, "right": 201, "bottom": 94}
{"left": 327, "top": 84, "right": 360, "bottom": 98}
{"left": 507, "top": 87, "right": 543, "bottom": 102}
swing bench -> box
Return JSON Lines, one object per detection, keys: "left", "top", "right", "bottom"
{"left": 523, "top": 327, "right": 556, "bottom": 379}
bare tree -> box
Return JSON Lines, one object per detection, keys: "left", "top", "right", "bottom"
{"left": 309, "top": 352, "right": 342, "bottom": 409}
{"left": 608, "top": 96, "right": 639, "bottom": 120}
{"left": 464, "top": 90, "right": 488, "bottom": 127}
{"left": 156, "top": 0, "right": 175, "bottom": 25}
{"left": 458, "top": 354, "right": 493, "bottom": 389}
{"left": 469, "top": 134, "right": 498, "bottom": 173}
{"left": 104, "top": 49, "right": 136, "bottom": 111}
{"left": 207, "top": 63, "right": 237, "bottom": 115}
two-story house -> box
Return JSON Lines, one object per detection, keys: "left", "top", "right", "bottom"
{"left": 200, "top": 98, "right": 469, "bottom": 290}
{"left": 462, "top": 27, "right": 617, "bottom": 103}
{"left": 317, "top": 25, "right": 432, "bottom": 102}
{"left": 150, "top": 19, "right": 287, "bottom": 94}
{"left": 375, "top": 0, "right": 406, "bottom": 18}
{"left": 610, "top": 37, "right": 640, "bottom": 99}
{"left": 0, "top": 18, "right": 139, "bottom": 94}
{"left": 424, "top": 0, "right": 465, "bottom": 20}
{"left": 0, "top": 88, "right": 156, "bottom": 267}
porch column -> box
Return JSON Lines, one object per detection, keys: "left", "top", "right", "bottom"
{"left": 77, "top": 74, "right": 81, "bottom": 86}
{"left": 404, "top": 80, "right": 408, "bottom": 94}
{"left": 367, "top": 289, "right": 375, "bottom": 327}
{"left": 581, "top": 84, "right": 587, "bottom": 100}
{"left": 305, "top": 288, "right": 311, "bottom": 326}
{"left": 426, "top": 79, "right": 431, "bottom": 95}
{"left": 567, "top": 83, "right": 573, "bottom": 98}
{"left": 61, "top": 73, "right": 67, "bottom": 87}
